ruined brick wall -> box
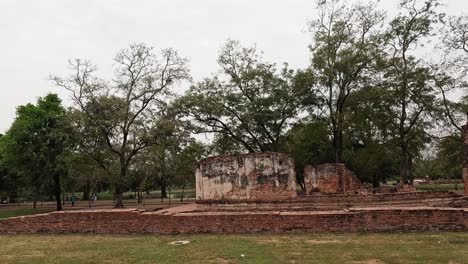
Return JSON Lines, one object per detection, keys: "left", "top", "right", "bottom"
{"left": 296, "top": 191, "right": 461, "bottom": 204}
{"left": 304, "top": 163, "right": 366, "bottom": 194}
{"left": 463, "top": 122, "right": 468, "bottom": 196}
{"left": 464, "top": 169, "right": 468, "bottom": 196}
{"left": 197, "top": 191, "right": 462, "bottom": 205}
{"left": 195, "top": 152, "right": 297, "bottom": 201}
{"left": 396, "top": 184, "right": 417, "bottom": 193}
{"left": 0, "top": 207, "right": 466, "bottom": 234}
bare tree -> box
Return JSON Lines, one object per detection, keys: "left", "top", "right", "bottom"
{"left": 52, "top": 43, "right": 190, "bottom": 207}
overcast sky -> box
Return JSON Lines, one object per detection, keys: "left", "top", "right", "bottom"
{"left": 0, "top": 0, "right": 466, "bottom": 133}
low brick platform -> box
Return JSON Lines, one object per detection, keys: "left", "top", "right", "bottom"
{"left": 1, "top": 202, "right": 467, "bottom": 234}
{"left": 197, "top": 191, "right": 461, "bottom": 204}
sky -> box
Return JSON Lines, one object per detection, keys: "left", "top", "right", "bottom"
{"left": 0, "top": 0, "right": 466, "bottom": 133}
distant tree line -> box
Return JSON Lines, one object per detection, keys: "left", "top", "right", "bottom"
{"left": 1, "top": 0, "right": 467, "bottom": 209}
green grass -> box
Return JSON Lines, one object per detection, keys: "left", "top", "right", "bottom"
{"left": 415, "top": 183, "right": 462, "bottom": 192}
{"left": 82, "top": 189, "right": 196, "bottom": 200}
{"left": 0, "top": 208, "right": 53, "bottom": 219}
{"left": 0, "top": 233, "right": 466, "bottom": 263}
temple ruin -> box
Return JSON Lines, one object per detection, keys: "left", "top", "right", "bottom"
{"left": 195, "top": 152, "right": 297, "bottom": 201}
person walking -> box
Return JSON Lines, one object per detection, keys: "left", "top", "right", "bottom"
{"left": 71, "top": 195, "right": 76, "bottom": 207}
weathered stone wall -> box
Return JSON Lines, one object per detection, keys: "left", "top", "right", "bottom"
{"left": 0, "top": 207, "right": 466, "bottom": 234}
{"left": 196, "top": 152, "right": 297, "bottom": 201}
{"left": 304, "top": 163, "right": 366, "bottom": 195}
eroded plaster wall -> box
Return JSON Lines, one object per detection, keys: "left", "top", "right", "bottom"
{"left": 196, "top": 152, "right": 297, "bottom": 201}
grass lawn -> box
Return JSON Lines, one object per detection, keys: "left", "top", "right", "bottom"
{"left": 95, "top": 189, "right": 196, "bottom": 200}
{"left": 0, "top": 208, "right": 53, "bottom": 219}
{"left": 415, "top": 183, "right": 462, "bottom": 192}
{"left": 0, "top": 233, "right": 466, "bottom": 264}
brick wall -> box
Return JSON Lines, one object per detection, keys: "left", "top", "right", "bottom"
{"left": 464, "top": 169, "right": 468, "bottom": 196}
{"left": 0, "top": 206, "right": 466, "bottom": 234}
{"left": 197, "top": 191, "right": 461, "bottom": 204}
{"left": 304, "top": 164, "right": 366, "bottom": 194}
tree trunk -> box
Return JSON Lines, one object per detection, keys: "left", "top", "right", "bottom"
{"left": 32, "top": 190, "right": 37, "bottom": 209}
{"left": 332, "top": 130, "right": 343, "bottom": 163}
{"left": 160, "top": 180, "right": 168, "bottom": 199}
{"left": 462, "top": 117, "right": 468, "bottom": 196}
{"left": 336, "top": 110, "right": 344, "bottom": 163}
{"left": 400, "top": 143, "right": 408, "bottom": 184}
{"left": 137, "top": 189, "right": 142, "bottom": 204}
{"left": 53, "top": 174, "right": 62, "bottom": 211}
{"left": 168, "top": 186, "right": 172, "bottom": 207}
{"left": 82, "top": 179, "right": 90, "bottom": 201}
{"left": 180, "top": 184, "right": 186, "bottom": 202}
{"left": 114, "top": 185, "right": 124, "bottom": 208}
{"left": 372, "top": 173, "right": 379, "bottom": 188}
{"left": 114, "top": 165, "right": 126, "bottom": 208}
{"left": 332, "top": 131, "right": 339, "bottom": 163}
{"left": 407, "top": 152, "right": 414, "bottom": 184}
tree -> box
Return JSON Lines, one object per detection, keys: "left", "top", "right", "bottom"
{"left": 432, "top": 13, "right": 468, "bottom": 185}
{"left": 52, "top": 43, "right": 190, "bottom": 207}
{"left": 0, "top": 135, "right": 22, "bottom": 203}
{"left": 344, "top": 86, "right": 401, "bottom": 187}
{"left": 67, "top": 151, "right": 109, "bottom": 202}
{"left": 281, "top": 120, "right": 333, "bottom": 188}
{"left": 138, "top": 114, "right": 194, "bottom": 200}
{"left": 177, "top": 40, "right": 314, "bottom": 153}
{"left": 381, "top": 0, "right": 442, "bottom": 183}
{"left": 1, "top": 94, "right": 73, "bottom": 211}
{"left": 307, "top": 0, "right": 385, "bottom": 162}
{"left": 442, "top": 14, "right": 468, "bottom": 65}
{"left": 172, "top": 141, "right": 207, "bottom": 201}
{"left": 435, "top": 134, "right": 463, "bottom": 180}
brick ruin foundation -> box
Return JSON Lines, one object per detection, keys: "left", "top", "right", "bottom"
{"left": 0, "top": 199, "right": 467, "bottom": 234}
{"left": 1, "top": 151, "right": 467, "bottom": 234}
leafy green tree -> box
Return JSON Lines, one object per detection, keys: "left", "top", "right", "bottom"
{"left": 67, "top": 152, "right": 109, "bottom": 202}
{"left": 208, "top": 133, "right": 244, "bottom": 156}
{"left": 137, "top": 115, "right": 195, "bottom": 199}
{"left": 380, "top": 0, "right": 442, "bottom": 183}
{"left": 1, "top": 94, "right": 73, "bottom": 210}
{"left": 281, "top": 120, "right": 333, "bottom": 188}
{"left": 343, "top": 86, "right": 401, "bottom": 186}
{"left": 177, "top": 40, "right": 314, "bottom": 153}
{"left": 172, "top": 141, "right": 207, "bottom": 201}
{"left": 0, "top": 135, "right": 22, "bottom": 203}
{"left": 307, "top": 0, "right": 385, "bottom": 163}
{"left": 434, "top": 134, "right": 463, "bottom": 180}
